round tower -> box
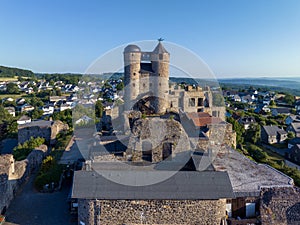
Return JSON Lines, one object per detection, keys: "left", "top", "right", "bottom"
{"left": 151, "top": 41, "right": 170, "bottom": 114}
{"left": 124, "top": 44, "right": 141, "bottom": 110}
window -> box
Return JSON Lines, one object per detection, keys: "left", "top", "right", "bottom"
{"left": 197, "top": 98, "right": 204, "bottom": 106}
{"left": 188, "top": 98, "right": 196, "bottom": 107}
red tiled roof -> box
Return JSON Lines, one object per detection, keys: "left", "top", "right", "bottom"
{"left": 187, "top": 112, "right": 223, "bottom": 127}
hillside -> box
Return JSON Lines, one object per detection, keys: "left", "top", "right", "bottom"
{"left": 0, "top": 65, "right": 35, "bottom": 78}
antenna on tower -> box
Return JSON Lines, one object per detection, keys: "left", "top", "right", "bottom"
{"left": 158, "top": 37, "right": 164, "bottom": 42}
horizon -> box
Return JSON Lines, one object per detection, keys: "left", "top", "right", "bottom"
{"left": 1, "top": 1, "right": 300, "bottom": 78}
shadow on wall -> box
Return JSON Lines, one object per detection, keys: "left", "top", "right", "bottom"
{"left": 287, "top": 202, "right": 300, "bottom": 225}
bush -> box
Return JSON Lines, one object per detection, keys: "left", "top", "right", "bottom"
{"left": 34, "top": 155, "right": 64, "bottom": 190}
{"left": 13, "top": 137, "right": 45, "bottom": 161}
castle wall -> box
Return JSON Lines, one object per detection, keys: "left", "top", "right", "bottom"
{"left": 78, "top": 199, "right": 227, "bottom": 225}
{"left": 0, "top": 145, "right": 48, "bottom": 214}
{"left": 260, "top": 186, "right": 300, "bottom": 225}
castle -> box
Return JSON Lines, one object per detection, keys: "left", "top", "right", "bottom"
{"left": 122, "top": 41, "right": 225, "bottom": 120}
{"left": 71, "top": 41, "right": 300, "bottom": 225}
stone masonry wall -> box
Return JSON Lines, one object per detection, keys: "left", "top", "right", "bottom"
{"left": 260, "top": 186, "right": 300, "bottom": 225}
{"left": 0, "top": 144, "right": 48, "bottom": 214}
{"left": 78, "top": 199, "right": 227, "bottom": 225}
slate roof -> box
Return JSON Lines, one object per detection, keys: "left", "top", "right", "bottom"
{"left": 290, "top": 122, "right": 300, "bottom": 133}
{"left": 72, "top": 170, "right": 234, "bottom": 200}
{"left": 153, "top": 42, "right": 169, "bottom": 54}
{"left": 262, "top": 125, "right": 287, "bottom": 136}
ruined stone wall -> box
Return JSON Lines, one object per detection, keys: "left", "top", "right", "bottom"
{"left": 18, "top": 120, "right": 68, "bottom": 144}
{"left": 128, "top": 118, "right": 190, "bottom": 163}
{"left": 18, "top": 126, "right": 51, "bottom": 144}
{"left": 50, "top": 120, "right": 69, "bottom": 145}
{"left": 0, "top": 144, "right": 48, "bottom": 214}
{"left": 78, "top": 199, "right": 227, "bottom": 225}
{"left": 260, "top": 186, "right": 300, "bottom": 225}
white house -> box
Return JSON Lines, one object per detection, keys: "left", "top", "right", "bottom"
{"left": 17, "top": 115, "right": 32, "bottom": 125}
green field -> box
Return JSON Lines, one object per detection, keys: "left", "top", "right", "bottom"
{"left": 0, "top": 76, "right": 18, "bottom": 82}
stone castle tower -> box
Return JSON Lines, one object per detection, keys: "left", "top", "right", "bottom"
{"left": 124, "top": 41, "right": 170, "bottom": 114}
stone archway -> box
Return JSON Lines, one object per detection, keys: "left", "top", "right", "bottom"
{"left": 286, "top": 203, "right": 300, "bottom": 225}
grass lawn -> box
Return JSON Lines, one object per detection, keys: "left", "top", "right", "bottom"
{"left": 262, "top": 147, "right": 285, "bottom": 161}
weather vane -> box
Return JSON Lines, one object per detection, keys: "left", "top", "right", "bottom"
{"left": 158, "top": 37, "right": 164, "bottom": 42}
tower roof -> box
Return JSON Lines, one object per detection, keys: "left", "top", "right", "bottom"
{"left": 153, "top": 42, "right": 169, "bottom": 54}
{"left": 124, "top": 44, "right": 141, "bottom": 53}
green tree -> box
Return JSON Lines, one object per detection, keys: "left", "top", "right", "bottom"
{"left": 6, "top": 83, "right": 19, "bottom": 94}
{"left": 284, "top": 94, "right": 294, "bottom": 106}
{"left": 31, "top": 109, "right": 43, "bottom": 119}
{"left": 245, "top": 124, "right": 261, "bottom": 144}
{"left": 95, "top": 100, "right": 104, "bottom": 118}
{"left": 269, "top": 100, "right": 276, "bottom": 107}
{"left": 116, "top": 82, "right": 124, "bottom": 91}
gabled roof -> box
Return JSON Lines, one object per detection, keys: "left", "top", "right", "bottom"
{"left": 72, "top": 170, "right": 234, "bottom": 200}
{"left": 290, "top": 122, "right": 300, "bottom": 133}
{"left": 262, "top": 125, "right": 287, "bottom": 136}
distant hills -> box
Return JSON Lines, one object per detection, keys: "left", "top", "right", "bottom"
{"left": 1, "top": 64, "right": 299, "bottom": 95}
{"left": 219, "top": 77, "right": 300, "bottom": 96}
{"left": 0, "top": 65, "right": 34, "bottom": 78}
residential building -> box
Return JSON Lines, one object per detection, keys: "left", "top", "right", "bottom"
{"left": 261, "top": 125, "right": 288, "bottom": 144}
{"left": 17, "top": 115, "right": 31, "bottom": 125}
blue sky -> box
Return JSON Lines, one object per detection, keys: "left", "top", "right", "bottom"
{"left": 0, "top": 0, "right": 300, "bottom": 78}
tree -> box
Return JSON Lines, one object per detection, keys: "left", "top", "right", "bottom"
{"left": 116, "top": 82, "right": 124, "bottom": 91}
{"left": 31, "top": 109, "right": 43, "bottom": 119}
{"left": 245, "top": 124, "right": 261, "bottom": 144}
{"left": 6, "top": 82, "right": 19, "bottom": 94}
{"left": 269, "top": 100, "right": 276, "bottom": 107}
{"left": 287, "top": 131, "right": 296, "bottom": 140}
{"left": 30, "top": 97, "right": 44, "bottom": 107}
{"left": 227, "top": 117, "right": 245, "bottom": 146}
{"left": 284, "top": 94, "right": 294, "bottom": 106}
{"left": 95, "top": 100, "right": 104, "bottom": 118}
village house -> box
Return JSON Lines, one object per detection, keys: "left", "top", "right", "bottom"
{"left": 261, "top": 125, "right": 288, "bottom": 144}
{"left": 271, "top": 107, "right": 291, "bottom": 117}
{"left": 17, "top": 115, "right": 31, "bottom": 125}
{"left": 288, "top": 137, "right": 300, "bottom": 149}
{"left": 286, "top": 115, "right": 300, "bottom": 125}
{"left": 238, "top": 116, "right": 256, "bottom": 130}
{"left": 287, "top": 122, "right": 300, "bottom": 138}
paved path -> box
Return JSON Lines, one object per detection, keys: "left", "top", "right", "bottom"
{"left": 4, "top": 174, "right": 77, "bottom": 225}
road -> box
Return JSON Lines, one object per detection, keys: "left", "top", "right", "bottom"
{"left": 4, "top": 173, "right": 77, "bottom": 225}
